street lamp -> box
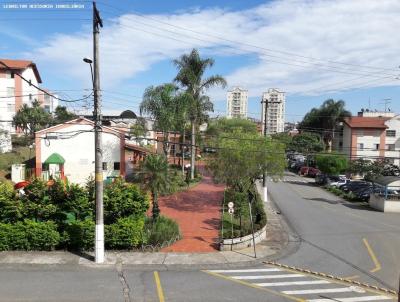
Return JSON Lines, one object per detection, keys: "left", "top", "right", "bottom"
{"left": 83, "top": 57, "right": 94, "bottom": 87}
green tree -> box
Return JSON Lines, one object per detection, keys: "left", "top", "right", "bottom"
{"left": 140, "top": 84, "right": 181, "bottom": 157}
{"left": 206, "top": 118, "right": 258, "bottom": 136}
{"left": 173, "top": 49, "right": 227, "bottom": 179}
{"left": 0, "top": 181, "right": 23, "bottom": 223}
{"left": 53, "top": 106, "right": 77, "bottom": 124}
{"left": 271, "top": 133, "right": 293, "bottom": 150}
{"left": 315, "top": 153, "right": 348, "bottom": 175}
{"left": 288, "top": 133, "right": 325, "bottom": 154}
{"left": 208, "top": 130, "right": 286, "bottom": 192}
{"left": 130, "top": 117, "right": 147, "bottom": 143}
{"left": 140, "top": 154, "right": 170, "bottom": 220}
{"left": 13, "top": 100, "right": 51, "bottom": 136}
{"left": 299, "top": 99, "right": 351, "bottom": 152}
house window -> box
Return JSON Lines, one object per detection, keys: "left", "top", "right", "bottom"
{"left": 102, "top": 162, "right": 107, "bottom": 170}
{"left": 386, "top": 144, "right": 395, "bottom": 151}
{"left": 7, "top": 103, "right": 14, "bottom": 112}
{"left": 374, "top": 144, "right": 380, "bottom": 150}
{"left": 113, "top": 162, "right": 120, "bottom": 170}
{"left": 386, "top": 130, "right": 396, "bottom": 137}
{"left": 5, "top": 71, "right": 14, "bottom": 79}
{"left": 339, "top": 142, "right": 343, "bottom": 147}
{"left": 7, "top": 87, "right": 14, "bottom": 97}
{"left": 357, "top": 143, "right": 364, "bottom": 150}
{"left": 29, "top": 94, "right": 33, "bottom": 101}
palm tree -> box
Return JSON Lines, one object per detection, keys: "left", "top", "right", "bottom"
{"left": 173, "top": 49, "right": 227, "bottom": 179}
{"left": 140, "top": 83, "right": 180, "bottom": 158}
{"left": 140, "top": 154, "right": 169, "bottom": 220}
{"left": 299, "top": 99, "right": 351, "bottom": 152}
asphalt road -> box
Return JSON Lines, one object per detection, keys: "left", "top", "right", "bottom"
{"left": 267, "top": 172, "right": 400, "bottom": 290}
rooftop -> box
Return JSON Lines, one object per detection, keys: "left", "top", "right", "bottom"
{"left": 0, "top": 58, "right": 42, "bottom": 83}
{"left": 343, "top": 116, "right": 389, "bottom": 129}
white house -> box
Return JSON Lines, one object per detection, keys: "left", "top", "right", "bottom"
{"left": 35, "top": 118, "right": 152, "bottom": 184}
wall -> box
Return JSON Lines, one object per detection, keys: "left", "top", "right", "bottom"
{"left": 384, "top": 116, "right": 400, "bottom": 166}
{"left": 38, "top": 123, "right": 122, "bottom": 184}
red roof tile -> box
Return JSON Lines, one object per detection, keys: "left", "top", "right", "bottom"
{"left": 343, "top": 116, "right": 389, "bottom": 129}
{"left": 0, "top": 58, "right": 42, "bottom": 83}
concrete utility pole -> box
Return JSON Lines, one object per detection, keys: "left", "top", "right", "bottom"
{"left": 261, "top": 98, "right": 268, "bottom": 202}
{"left": 93, "top": 1, "right": 104, "bottom": 264}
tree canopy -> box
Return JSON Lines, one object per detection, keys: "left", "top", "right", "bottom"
{"left": 13, "top": 100, "right": 51, "bottom": 136}
{"left": 208, "top": 129, "right": 286, "bottom": 192}
{"left": 315, "top": 153, "right": 348, "bottom": 175}
{"left": 173, "top": 48, "right": 227, "bottom": 179}
{"left": 53, "top": 106, "right": 77, "bottom": 124}
{"left": 299, "top": 99, "right": 351, "bottom": 152}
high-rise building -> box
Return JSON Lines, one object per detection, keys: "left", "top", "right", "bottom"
{"left": 261, "top": 88, "right": 285, "bottom": 134}
{"left": 226, "top": 87, "right": 248, "bottom": 119}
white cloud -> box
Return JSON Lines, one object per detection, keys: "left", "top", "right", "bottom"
{"left": 28, "top": 0, "right": 400, "bottom": 101}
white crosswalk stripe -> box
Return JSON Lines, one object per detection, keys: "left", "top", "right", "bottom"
{"left": 206, "top": 266, "right": 395, "bottom": 301}
{"left": 255, "top": 280, "right": 330, "bottom": 287}
{"left": 308, "top": 296, "right": 393, "bottom": 302}
{"left": 233, "top": 274, "right": 304, "bottom": 280}
{"left": 282, "top": 287, "right": 357, "bottom": 295}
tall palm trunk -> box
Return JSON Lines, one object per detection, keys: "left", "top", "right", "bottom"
{"left": 190, "top": 121, "right": 196, "bottom": 180}
{"left": 152, "top": 191, "right": 160, "bottom": 220}
{"left": 182, "top": 128, "right": 185, "bottom": 176}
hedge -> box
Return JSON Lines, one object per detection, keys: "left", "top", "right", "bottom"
{"left": 0, "top": 220, "right": 60, "bottom": 251}
{"left": 105, "top": 217, "right": 145, "bottom": 249}
{"left": 144, "top": 216, "right": 181, "bottom": 247}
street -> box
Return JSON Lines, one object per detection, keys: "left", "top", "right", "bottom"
{"left": 0, "top": 172, "right": 399, "bottom": 301}
{"left": 267, "top": 172, "right": 400, "bottom": 290}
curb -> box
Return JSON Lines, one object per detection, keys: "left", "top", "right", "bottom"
{"left": 263, "top": 261, "right": 398, "bottom": 297}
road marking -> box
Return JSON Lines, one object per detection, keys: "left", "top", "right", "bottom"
{"left": 362, "top": 238, "right": 381, "bottom": 273}
{"left": 282, "top": 287, "right": 355, "bottom": 295}
{"left": 308, "top": 295, "right": 393, "bottom": 302}
{"left": 208, "top": 268, "right": 281, "bottom": 273}
{"left": 203, "top": 270, "right": 306, "bottom": 302}
{"left": 153, "top": 271, "right": 165, "bottom": 302}
{"left": 344, "top": 275, "right": 359, "bottom": 280}
{"left": 232, "top": 274, "right": 304, "bottom": 280}
{"left": 255, "top": 280, "right": 330, "bottom": 287}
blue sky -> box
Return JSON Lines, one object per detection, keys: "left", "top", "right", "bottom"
{"left": 1, "top": 0, "right": 400, "bottom": 121}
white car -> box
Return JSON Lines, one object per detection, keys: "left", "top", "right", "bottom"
{"left": 330, "top": 178, "right": 350, "bottom": 188}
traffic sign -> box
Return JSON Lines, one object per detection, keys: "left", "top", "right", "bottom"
{"left": 228, "top": 208, "right": 234, "bottom": 214}
{"left": 228, "top": 202, "right": 234, "bottom": 209}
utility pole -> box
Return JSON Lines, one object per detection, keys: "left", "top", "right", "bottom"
{"left": 93, "top": 1, "right": 104, "bottom": 264}
{"left": 261, "top": 98, "right": 268, "bottom": 202}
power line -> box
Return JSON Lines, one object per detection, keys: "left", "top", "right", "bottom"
{"left": 97, "top": 2, "right": 399, "bottom": 74}
{"left": 0, "top": 60, "right": 94, "bottom": 103}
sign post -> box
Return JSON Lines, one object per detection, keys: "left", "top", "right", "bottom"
{"left": 228, "top": 202, "right": 234, "bottom": 251}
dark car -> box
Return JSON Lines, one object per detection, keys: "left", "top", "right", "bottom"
{"left": 340, "top": 181, "right": 371, "bottom": 193}
{"left": 176, "top": 151, "right": 191, "bottom": 158}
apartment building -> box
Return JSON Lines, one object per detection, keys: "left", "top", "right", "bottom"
{"left": 226, "top": 87, "right": 248, "bottom": 119}
{"left": 261, "top": 88, "right": 285, "bottom": 134}
{"left": 338, "top": 114, "right": 400, "bottom": 166}
{"left": 0, "top": 59, "right": 58, "bottom": 134}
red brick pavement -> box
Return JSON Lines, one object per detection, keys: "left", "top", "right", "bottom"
{"left": 159, "top": 170, "right": 224, "bottom": 252}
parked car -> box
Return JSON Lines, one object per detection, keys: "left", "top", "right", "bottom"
{"left": 307, "top": 167, "right": 321, "bottom": 178}
{"left": 339, "top": 181, "right": 372, "bottom": 193}
{"left": 203, "top": 147, "right": 217, "bottom": 153}
{"left": 330, "top": 178, "right": 350, "bottom": 188}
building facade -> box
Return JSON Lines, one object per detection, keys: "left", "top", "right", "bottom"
{"left": 35, "top": 118, "right": 152, "bottom": 184}
{"left": 226, "top": 87, "right": 248, "bottom": 119}
{"left": 0, "top": 59, "right": 58, "bottom": 135}
{"left": 261, "top": 88, "right": 285, "bottom": 134}
{"left": 338, "top": 115, "right": 400, "bottom": 166}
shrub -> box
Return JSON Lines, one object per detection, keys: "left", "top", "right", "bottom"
{"left": 0, "top": 181, "right": 23, "bottom": 223}
{"left": 104, "top": 178, "right": 149, "bottom": 224}
{"left": 63, "top": 219, "right": 94, "bottom": 251}
{"left": 144, "top": 216, "right": 181, "bottom": 247}
{"left": 105, "top": 217, "right": 145, "bottom": 249}
{"left": 63, "top": 183, "right": 93, "bottom": 221}
{"left": 0, "top": 220, "right": 60, "bottom": 251}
